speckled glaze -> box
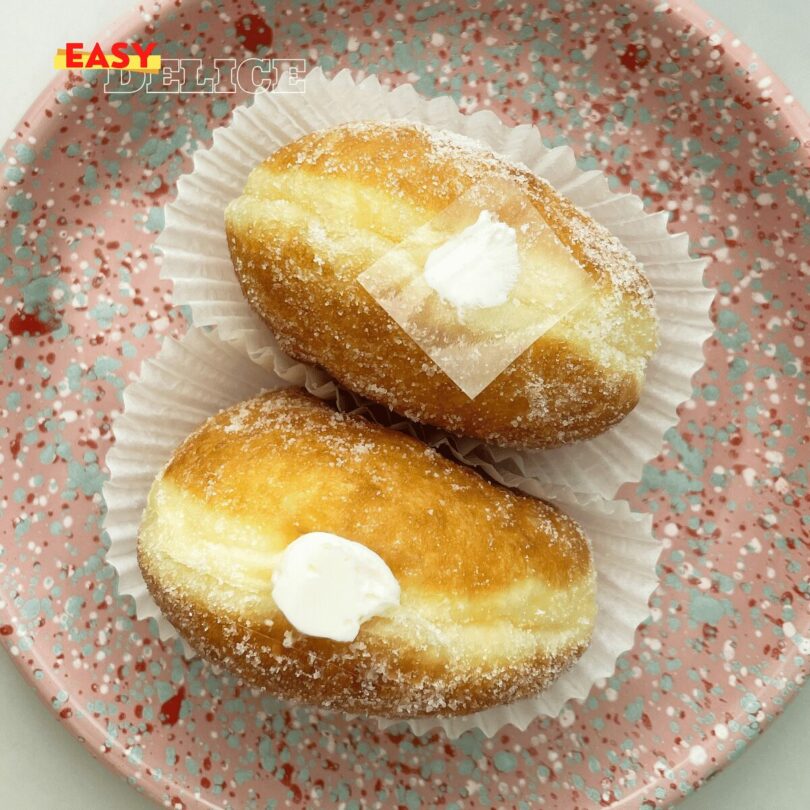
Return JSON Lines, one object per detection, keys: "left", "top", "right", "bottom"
{"left": 1, "top": 1, "right": 808, "bottom": 807}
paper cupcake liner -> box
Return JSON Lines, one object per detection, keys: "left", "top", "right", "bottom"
{"left": 157, "top": 67, "right": 714, "bottom": 501}
{"left": 102, "top": 327, "right": 660, "bottom": 738}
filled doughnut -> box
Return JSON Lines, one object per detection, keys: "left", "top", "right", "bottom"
{"left": 137, "top": 388, "right": 596, "bottom": 717}
{"left": 225, "top": 121, "right": 658, "bottom": 449}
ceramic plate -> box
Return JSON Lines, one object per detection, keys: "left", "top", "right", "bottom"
{"left": 1, "top": 1, "right": 808, "bottom": 807}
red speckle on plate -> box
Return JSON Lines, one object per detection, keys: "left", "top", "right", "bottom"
{"left": 278, "top": 762, "right": 303, "bottom": 802}
{"left": 9, "top": 433, "right": 22, "bottom": 460}
{"left": 159, "top": 686, "right": 186, "bottom": 726}
{"left": 235, "top": 12, "right": 273, "bottom": 52}
{"left": 619, "top": 42, "right": 650, "bottom": 71}
{"left": 8, "top": 310, "right": 60, "bottom": 337}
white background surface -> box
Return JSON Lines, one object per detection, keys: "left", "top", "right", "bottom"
{"left": 1, "top": 1, "right": 808, "bottom": 808}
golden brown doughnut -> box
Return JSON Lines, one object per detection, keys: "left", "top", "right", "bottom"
{"left": 137, "top": 389, "right": 596, "bottom": 717}
{"left": 225, "top": 120, "right": 658, "bottom": 449}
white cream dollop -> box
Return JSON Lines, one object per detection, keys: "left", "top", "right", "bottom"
{"left": 271, "top": 532, "right": 401, "bottom": 642}
{"left": 423, "top": 209, "right": 521, "bottom": 313}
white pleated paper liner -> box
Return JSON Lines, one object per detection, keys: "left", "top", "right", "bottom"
{"left": 102, "top": 327, "right": 661, "bottom": 738}
{"left": 156, "top": 66, "right": 715, "bottom": 501}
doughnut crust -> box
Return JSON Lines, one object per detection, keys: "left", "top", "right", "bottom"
{"left": 225, "top": 120, "right": 658, "bottom": 449}
{"left": 137, "top": 389, "right": 596, "bottom": 717}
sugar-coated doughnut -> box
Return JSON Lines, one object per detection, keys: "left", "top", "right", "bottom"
{"left": 225, "top": 121, "right": 658, "bottom": 449}
{"left": 138, "top": 389, "right": 596, "bottom": 717}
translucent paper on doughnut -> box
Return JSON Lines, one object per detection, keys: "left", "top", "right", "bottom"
{"left": 357, "top": 175, "right": 596, "bottom": 399}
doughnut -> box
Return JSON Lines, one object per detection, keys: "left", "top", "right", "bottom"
{"left": 137, "top": 388, "right": 596, "bottom": 717}
{"left": 225, "top": 120, "right": 658, "bottom": 449}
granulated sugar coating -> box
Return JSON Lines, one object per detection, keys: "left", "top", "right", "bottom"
{"left": 137, "top": 388, "right": 597, "bottom": 718}
{"left": 226, "top": 120, "right": 659, "bottom": 449}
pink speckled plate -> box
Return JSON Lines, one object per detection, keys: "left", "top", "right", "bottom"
{"left": 1, "top": 2, "right": 808, "bottom": 808}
